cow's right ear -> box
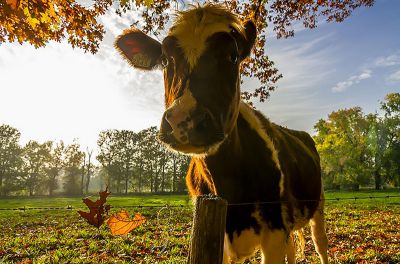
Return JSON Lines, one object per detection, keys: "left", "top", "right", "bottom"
{"left": 115, "top": 28, "right": 162, "bottom": 70}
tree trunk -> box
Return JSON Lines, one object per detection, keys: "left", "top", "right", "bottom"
{"left": 161, "top": 163, "right": 165, "bottom": 192}
{"left": 172, "top": 157, "right": 177, "bottom": 192}
{"left": 374, "top": 170, "right": 381, "bottom": 190}
{"left": 0, "top": 172, "right": 3, "bottom": 197}
{"left": 138, "top": 162, "right": 143, "bottom": 192}
{"left": 154, "top": 162, "right": 159, "bottom": 193}
{"left": 125, "top": 170, "right": 128, "bottom": 194}
{"left": 150, "top": 163, "right": 154, "bottom": 193}
{"left": 49, "top": 178, "right": 53, "bottom": 196}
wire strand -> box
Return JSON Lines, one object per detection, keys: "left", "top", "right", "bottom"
{"left": 0, "top": 195, "right": 399, "bottom": 211}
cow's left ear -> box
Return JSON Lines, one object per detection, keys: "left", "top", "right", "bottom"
{"left": 115, "top": 28, "right": 162, "bottom": 70}
{"left": 239, "top": 20, "right": 257, "bottom": 60}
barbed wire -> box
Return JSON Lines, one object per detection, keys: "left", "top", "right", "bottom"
{"left": 0, "top": 195, "right": 399, "bottom": 211}
{"left": 227, "top": 195, "right": 400, "bottom": 206}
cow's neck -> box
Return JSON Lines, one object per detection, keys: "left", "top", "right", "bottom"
{"left": 199, "top": 110, "right": 268, "bottom": 201}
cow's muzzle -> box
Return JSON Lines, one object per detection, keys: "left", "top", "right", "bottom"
{"left": 159, "top": 107, "right": 224, "bottom": 154}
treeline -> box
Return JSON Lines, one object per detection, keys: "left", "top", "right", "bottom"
{"left": 96, "top": 127, "right": 190, "bottom": 194}
{"left": 1, "top": 93, "right": 398, "bottom": 196}
{"left": 0, "top": 126, "right": 189, "bottom": 197}
{"left": 0, "top": 128, "right": 90, "bottom": 197}
{"left": 314, "top": 93, "right": 400, "bottom": 190}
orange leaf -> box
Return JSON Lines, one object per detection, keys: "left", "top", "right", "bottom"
{"left": 107, "top": 210, "right": 146, "bottom": 235}
{"left": 355, "top": 246, "right": 364, "bottom": 253}
{"left": 6, "top": 0, "right": 20, "bottom": 10}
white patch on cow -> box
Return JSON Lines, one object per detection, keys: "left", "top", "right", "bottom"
{"left": 170, "top": 5, "right": 244, "bottom": 69}
{"left": 260, "top": 229, "right": 288, "bottom": 263}
{"left": 165, "top": 86, "right": 196, "bottom": 143}
{"left": 224, "top": 229, "right": 261, "bottom": 263}
{"left": 238, "top": 102, "right": 285, "bottom": 197}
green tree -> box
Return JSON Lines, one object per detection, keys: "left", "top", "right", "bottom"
{"left": 63, "top": 141, "right": 84, "bottom": 195}
{"left": 21, "top": 140, "right": 52, "bottom": 196}
{"left": 82, "top": 148, "right": 95, "bottom": 195}
{"left": 97, "top": 129, "right": 138, "bottom": 194}
{"left": 314, "top": 107, "right": 371, "bottom": 190}
{"left": 1, "top": 0, "right": 374, "bottom": 102}
{"left": 0, "top": 124, "right": 23, "bottom": 196}
{"left": 45, "top": 141, "right": 65, "bottom": 196}
{"left": 365, "top": 113, "right": 388, "bottom": 189}
{"left": 380, "top": 93, "right": 400, "bottom": 187}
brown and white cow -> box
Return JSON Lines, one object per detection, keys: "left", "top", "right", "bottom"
{"left": 115, "top": 4, "right": 328, "bottom": 264}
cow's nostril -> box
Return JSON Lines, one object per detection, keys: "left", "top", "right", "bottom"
{"left": 194, "top": 112, "right": 211, "bottom": 131}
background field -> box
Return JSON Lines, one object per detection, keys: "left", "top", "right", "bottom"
{"left": 0, "top": 190, "right": 399, "bottom": 263}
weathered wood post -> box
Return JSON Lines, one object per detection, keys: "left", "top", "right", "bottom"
{"left": 188, "top": 194, "right": 228, "bottom": 264}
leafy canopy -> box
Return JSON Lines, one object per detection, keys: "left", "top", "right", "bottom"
{"left": 0, "top": 0, "right": 374, "bottom": 102}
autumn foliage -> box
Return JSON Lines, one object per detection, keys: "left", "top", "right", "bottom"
{"left": 0, "top": 0, "right": 374, "bottom": 102}
{"left": 0, "top": 0, "right": 112, "bottom": 53}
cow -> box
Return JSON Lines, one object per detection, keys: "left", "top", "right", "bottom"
{"left": 115, "top": 4, "right": 328, "bottom": 264}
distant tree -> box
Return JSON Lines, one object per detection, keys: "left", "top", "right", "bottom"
{"left": 141, "top": 127, "right": 164, "bottom": 192}
{"left": 0, "top": 124, "right": 23, "bottom": 196}
{"left": 0, "top": 0, "right": 374, "bottom": 102}
{"left": 21, "top": 140, "right": 52, "bottom": 196}
{"left": 82, "top": 148, "right": 95, "bottom": 195}
{"left": 45, "top": 140, "right": 65, "bottom": 196}
{"left": 96, "top": 126, "right": 190, "bottom": 193}
{"left": 314, "top": 107, "right": 371, "bottom": 190}
{"left": 63, "top": 141, "right": 84, "bottom": 195}
{"left": 380, "top": 93, "right": 400, "bottom": 187}
{"left": 131, "top": 129, "right": 147, "bottom": 192}
{"left": 175, "top": 154, "right": 190, "bottom": 193}
{"left": 365, "top": 114, "right": 387, "bottom": 190}
{"left": 97, "top": 129, "right": 118, "bottom": 191}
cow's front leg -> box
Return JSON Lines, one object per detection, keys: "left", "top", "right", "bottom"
{"left": 260, "top": 229, "right": 288, "bottom": 264}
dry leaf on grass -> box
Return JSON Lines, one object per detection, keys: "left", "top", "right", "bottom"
{"left": 107, "top": 210, "right": 146, "bottom": 235}
{"left": 78, "top": 188, "right": 111, "bottom": 228}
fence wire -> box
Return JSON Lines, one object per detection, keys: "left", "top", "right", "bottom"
{"left": 0, "top": 195, "right": 399, "bottom": 211}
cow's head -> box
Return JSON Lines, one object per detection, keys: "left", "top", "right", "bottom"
{"left": 115, "top": 5, "right": 256, "bottom": 155}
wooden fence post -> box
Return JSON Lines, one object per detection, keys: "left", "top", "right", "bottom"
{"left": 188, "top": 194, "right": 228, "bottom": 264}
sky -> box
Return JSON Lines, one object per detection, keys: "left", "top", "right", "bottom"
{"left": 0, "top": 0, "right": 399, "bottom": 152}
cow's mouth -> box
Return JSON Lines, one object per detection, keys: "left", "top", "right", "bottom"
{"left": 158, "top": 132, "right": 226, "bottom": 155}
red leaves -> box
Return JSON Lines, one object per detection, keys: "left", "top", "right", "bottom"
{"left": 107, "top": 210, "right": 146, "bottom": 235}
{"left": 78, "top": 188, "right": 111, "bottom": 228}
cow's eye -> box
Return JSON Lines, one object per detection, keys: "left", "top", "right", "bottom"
{"left": 229, "top": 53, "right": 238, "bottom": 64}
{"left": 161, "top": 55, "right": 169, "bottom": 68}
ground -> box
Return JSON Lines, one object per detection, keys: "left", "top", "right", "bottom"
{"left": 0, "top": 190, "right": 399, "bottom": 263}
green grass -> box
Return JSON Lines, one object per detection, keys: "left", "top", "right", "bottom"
{"left": 0, "top": 191, "right": 399, "bottom": 263}
{"left": 0, "top": 194, "right": 191, "bottom": 210}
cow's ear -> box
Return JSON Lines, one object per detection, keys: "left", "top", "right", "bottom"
{"left": 239, "top": 20, "right": 257, "bottom": 60}
{"left": 115, "top": 28, "right": 162, "bottom": 70}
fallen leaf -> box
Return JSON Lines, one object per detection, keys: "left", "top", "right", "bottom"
{"left": 78, "top": 188, "right": 111, "bottom": 228}
{"left": 107, "top": 210, "right": 146, "bottom": 235}
{"left": 355, "top": 246, "right": 364, "bottom": 253}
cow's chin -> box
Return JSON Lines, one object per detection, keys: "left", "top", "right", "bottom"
{"left": 159, "top": 137, "right": 225, "bottom": 157}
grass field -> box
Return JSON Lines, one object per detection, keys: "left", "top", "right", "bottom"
{"left": 0, "top": 190, "right": 399, "bottom": 263}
